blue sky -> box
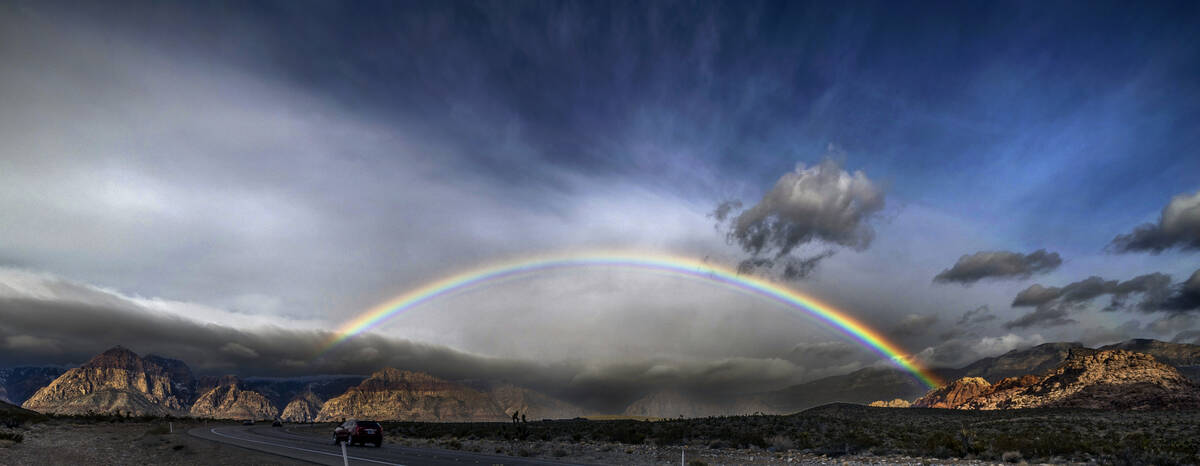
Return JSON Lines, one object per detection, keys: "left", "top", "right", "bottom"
{"left": 1, "top": 0, "right": 1198, "bottom": 393}
{"left": 125, "top": 0, "right": 1198, "bottom": 250}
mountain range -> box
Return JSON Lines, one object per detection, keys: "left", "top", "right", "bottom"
{"left": 6, "top": 339, "right": 1200, "bottom": 420}
{"left": 15, "top": 347, "right": 586, "bottom": 421}
{"left": 913, "top": 349, "right": 1200, "bottom": 409}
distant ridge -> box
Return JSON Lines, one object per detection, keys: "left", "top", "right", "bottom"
{"left": 0, "top": 366, "right": 67, "bottom": 405}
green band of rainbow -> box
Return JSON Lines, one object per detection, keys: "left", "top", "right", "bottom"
{"left": 322, "top": 251, "right": 942, "bottom": 389}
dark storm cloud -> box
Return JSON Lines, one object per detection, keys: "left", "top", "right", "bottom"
{"left": 1010, "top": 273, "right": 1174, "bottom": 312}
{"left": 1174, "top": 330, "right": 1200, "bottom": 345}
{"left": 890, "top": 314, "right": 939, "bottom": 338}
{"left": 1006, "top": 269, "right": 1200, "bottom": 329}
{"left": 1148, "top": 314, "right": 1196, "bottom": 336}
{"left": 1161, "top": 269, "right": 1200, "bottom": 312}
{"left": 1109, "top": 190, "right": 1200, "bottom": 253}
{"left": 932, "top": 249, "right": 1062, "bottom": 285}
{"left": 734, "top": 250, "right": 836, "bottom": 280}
{"left": 785, "top": 341, "right": 856, "bottom": 364}
{"left": 710, "top": 201, "right": 743, "bottom": 224}
{"left": 1005, "top": 306, "right": 1077, "bottom": 329}
{"left": 957, "top": 305, "right": 996, "bottom": 326}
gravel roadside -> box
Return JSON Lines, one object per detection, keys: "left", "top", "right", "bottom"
{"left": 0, "top": 420, "right": 308, "bottom": 465}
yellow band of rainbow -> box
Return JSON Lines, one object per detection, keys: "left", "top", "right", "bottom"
{"left": 322, "top": 251, "right": 942, "bottom": 389}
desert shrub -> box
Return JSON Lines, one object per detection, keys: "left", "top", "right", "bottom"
{"left": 605, "top": 426, "right": 646, "bottom": 444}
{"left": 921, "top": 430, "right": 965, "bottom": 458}
{"left": 145, "top": 425, "right": 170, "bottom": 435}
{"left": 551, "top": 448, "right": 568, "bottom": 457}
{"left": 714, "top": 426, "right": 766, "bottom": 449}
{"left": 651, "top": 422, "right": 688, "bottom": 445}
{"left": 823, "top": 429, "right": 878, "bottom": 455}
{"left": 767, "top": 434, "right": 794, "bottom": 451}
{"left": 443, "top": 439, "right": 462, "bottom": 450}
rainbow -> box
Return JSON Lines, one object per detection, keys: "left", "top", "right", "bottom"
{"left": 322, "top": 251, "right": 942, "bottom": 389}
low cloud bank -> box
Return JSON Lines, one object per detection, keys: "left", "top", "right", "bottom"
{"left": 0, "top": 269, "right": 808, "bottom": 412}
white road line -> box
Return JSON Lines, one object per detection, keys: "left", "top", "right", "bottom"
{"left": 208, "top": 427, "right": 405, "bottom": 466}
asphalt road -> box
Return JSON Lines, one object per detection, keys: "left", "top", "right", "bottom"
{"left": 189, "top": 424, "right": 582, "bottom": 466}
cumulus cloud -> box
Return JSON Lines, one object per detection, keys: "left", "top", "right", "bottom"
{"left": 1109, "top": 190, "right": 1200, "bottom": 253}
{"left": 729, "top": 158, "right": 885, "bottom": 254}
{"left": 714, "top": 157, "right": 884, "bottom": 279}
{"left": 932, "top": 249, "right": 1062, "bottom": 285}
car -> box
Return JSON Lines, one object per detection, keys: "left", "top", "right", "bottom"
{"left": 272, "top": 419, "right": 282, "bottom": 427}
{"left": 333, "top": 419, "right": 383, "bottom": 447}
{"left": 241, "top": 419, "right": 254, "bottom": 426}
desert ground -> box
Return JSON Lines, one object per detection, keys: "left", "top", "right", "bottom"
{"left": 7, "top": 404, "right": 1196, "bottom": 465}
{"left": 0, "top": 419, "right": 294, "bottom": 465}
{"left": 295, "top": 403, "right": 1200, "bottom": 465}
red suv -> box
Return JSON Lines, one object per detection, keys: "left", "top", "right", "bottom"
{"left": 333, "top": 420, "right": 383, "bottom": 447}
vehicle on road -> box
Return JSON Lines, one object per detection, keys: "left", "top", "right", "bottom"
{"left": 241, "top": 420, "right": 254, "bottom": 426}
{"left": 333, "top": 419, "right": 383, "bottom": 447}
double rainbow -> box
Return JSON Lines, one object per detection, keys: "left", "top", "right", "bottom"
{"left": 322, "top": 251, "right": 942, "bottom": 389}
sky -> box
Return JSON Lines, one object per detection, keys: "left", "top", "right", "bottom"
{"left": 1, "top": 0, "right": 1198, "bottom": 409}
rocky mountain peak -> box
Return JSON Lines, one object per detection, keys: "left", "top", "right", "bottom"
{"left": 916, "top": 349, "right": 1200, "bottom": 410}
{"left": 21, "top": 347, "right": 189, "bottom": 416}
{"left": 315, "top": 368, "right": 507, "bottom": 422}
{"left": 363, "top": 368, "right": 443, "bottom": 387}
{"left": 189, "top": 378, "right": 278, "bottom": 420}
{"left": 912, "top": 377, "right": 991, "bottom": 408}
{"left": 868, "top": 398, "right": 912, "bottom": 408}
{"left": 81, "top": 346, "right": 148, "bottom": 371}
{"left": 1047, "top": 349, "right": 1190, "bottom": 391}
{"left": 280, "top": 391, "right": 324, "bottom": 422}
